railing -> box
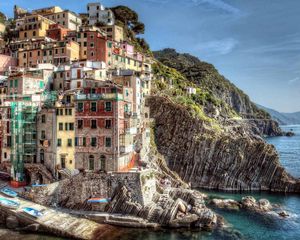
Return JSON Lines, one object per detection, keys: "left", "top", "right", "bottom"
{"left": 74, "top": 93, "right": 123, "bottom": 101}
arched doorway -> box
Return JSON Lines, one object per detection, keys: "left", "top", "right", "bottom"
{"left": 89, "top": 155, "right": 95, "bottom": 171}
{"left": 100, "top": 155, "right": 106, "bottom": 171}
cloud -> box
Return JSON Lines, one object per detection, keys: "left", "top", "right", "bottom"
{"left": 191, "top": 0, "right": 241, "bottom": 15}
{"left": 143, "top": 0, "right": 241, "bottom": 15}
{"left": 195, "top": 38, "right": 238, "bottom": 56}
{"left": 288, "top": 77, "right": 300, "bottom": 85}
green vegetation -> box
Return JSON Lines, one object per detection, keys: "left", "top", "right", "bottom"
{"left": 0, "top": 12, "right": 6, "bottom": 24}
{"left": 153, "top": 48, "right": 271, "bottom": 120}
{"left": 110, "top": 6, "right": 151, "bottom": 55}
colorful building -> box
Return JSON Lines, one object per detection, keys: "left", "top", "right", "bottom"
{"left": 16, "top": 14, "right": 56, "bottom": 40}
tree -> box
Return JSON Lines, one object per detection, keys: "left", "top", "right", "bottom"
{"left": 132, "top": 22, "right": 145, "bottom": 35}
{"left": 111, "top": 6, "right": 145, "bottom": 35}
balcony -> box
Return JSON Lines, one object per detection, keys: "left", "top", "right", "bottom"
{"left": 74, "top": 93, "right": 123, "bottom": 101}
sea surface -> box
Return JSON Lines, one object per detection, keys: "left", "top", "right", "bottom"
{"left": 2, "top": 125, "right": 300, "bottom": 240}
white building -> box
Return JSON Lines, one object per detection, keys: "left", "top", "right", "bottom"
{"left": 87, "top": 3, "right": 115, "bottom": 26}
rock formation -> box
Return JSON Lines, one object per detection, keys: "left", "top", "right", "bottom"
{"left": 147, "top": 96, "right": 300, "bottom": 192}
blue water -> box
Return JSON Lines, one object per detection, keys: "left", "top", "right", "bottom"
{"left": 267, "top": 125, "right": 300, "bottom": 178}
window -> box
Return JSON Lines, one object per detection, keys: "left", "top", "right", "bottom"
{"left": 100, "top": 155, "right": 106, "bottom": 170}
{"left": 24, "top": 32, "right": 27, "bottom": 38}
{"left": 10, "top": 80, "right": 13, "bottom": 88}
{"left": 77, "top": 102, "right": 83, "bottom": 112}
{"left": 77, "top": 119, "right": 83, "bottom": 129}
{"left": 105, "top": 102, "right": 112, "bottom": 112}
{"left": 59, "top": 123, "right": 63, "bottom": 131}
{"left": 89, "top": 155, "right": 94, "bottom": 170}
{"left": 91, "top": 102, "right": 97, "bottom": 112}
{"left": 67, "top": 139, "right": 72, "bottom": 147}
{"left": 57, "top": 138, "right": 62, "bottom": 147}
{"left": 105, "top": 137, "right": 111, "bottom": 147}
{"left": 84, "top": 33, "right": 87, "bottom": 38}
{"left": 75, "top": 137, "right": 78, "bottom": 146}
{"left": 29, "top": 52, "right": 32, "bottom": 57}
{"left": 33, "top": 31, "right": 36, "bottom": 36}
{"left": 7, "top": 136, "right": 11, "bottom": 147}
{"left": 91, "top": 137, "right": 97, "bottom": 147}
{"left": 40, "top": 149, "right": 44, "bottom": 164}
{"left": 84, "top": 42, "right": 87, "bottom": 47}
{"left": 90, "top": 43, "right": 94, "bottom": 48}
{"left": 41, "top": 130, "right": 46, "bottom": 139}
{"left": 91, "top": 120, "right": 97, "bottom": 129}
{"left": 65, "top": 123, "right": 69, "bottom": 131}
{"left": 23, "top": 53, "right": 26, "bottom": 58}
{"left": 105, "top": 119, "right": 111, "bottom": 129}
{"left": 82, "top": 137, "right": 86, "bottom": 146}
{"left": 69, "top": 123, "right": 74, "bottom": 130}
{"left": 14, "top": 79, "right": 18, "bottom": 88}
{"left": 61, "top": 156, "right": 66, "bottom": 169}
{"left": 60, "top": 109, "right": 63, "bottom": 115}
{"left": 38, "top": 51, "right": 40, "bottom": 56}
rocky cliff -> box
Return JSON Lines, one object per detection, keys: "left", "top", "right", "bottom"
{"left": 153, "top": 49, "right": 283, "bottom": 137}
{"left": 147, "top": 96, "right": 300, "bottom": 192}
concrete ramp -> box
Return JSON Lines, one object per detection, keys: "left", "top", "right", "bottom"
{"left": 0, "top": 195, "right": 105, "bottom": 239}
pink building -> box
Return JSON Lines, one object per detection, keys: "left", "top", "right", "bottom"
{"left": 0, "top": 55, "right": 17, "bottom": 74}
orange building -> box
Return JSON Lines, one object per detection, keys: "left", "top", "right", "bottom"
{"left": 18, "top": 40, "right": 79, "bottom": 67}
{"left": 46, "top": 24, "right": 70, "bottom": 41}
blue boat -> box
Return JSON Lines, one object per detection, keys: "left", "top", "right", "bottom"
{"left": 0, "top": 197, "right": 20, "bottom": 209}
{"left": 32, "top": 184, "right": 47, "bottom": 187}
{"left": 0, "top": 188, "right": 18, "bottom": 198}
{"left": 87, "top": 198, "right": 111, "bottom": 203}
{"left": 22, "top": 207, "right": 44, "bottom": 218}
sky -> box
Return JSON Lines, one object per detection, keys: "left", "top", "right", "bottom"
{"left": 1, "top": 0, "right": 300, "bottom": 112}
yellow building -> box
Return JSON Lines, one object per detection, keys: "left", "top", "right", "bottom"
{"left": 17, "top": 14, "right": 56, "bottom": 40}
{"left": 100, "top": 25, "right": 124, "bottom": 42}
{"left": 124, "top": 56, "right": 143, "bottom": 72}
{"left": 55, "top": 97, "right": 75, "bottom": 172}
{"left": 32, "top": 6, "right": 63, "bottom": 15}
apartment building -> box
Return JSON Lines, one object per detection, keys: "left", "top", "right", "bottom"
{"left": 87, "top": 3, "right": 115, "bottom": 26}
{"left": 33, "top": 6, "right": 82, "bottom": 31}
{"left": 16, "top": 14, "right": 56, "bottom": 40}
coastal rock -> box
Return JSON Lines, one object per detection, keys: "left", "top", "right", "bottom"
{"left": 285, "top": 132, "right": 295, "bottom": 137}
{"left": 147, "top": 96, "right": 300, "bottom": 192}
{"left": 278, "top": 211, "right": 289, "bottom": 218}
{"left": 210, "top": 199, "right": 241, "bottom": 210}
{"left": 6, "top": 215, "right": 19, "bottom": 229}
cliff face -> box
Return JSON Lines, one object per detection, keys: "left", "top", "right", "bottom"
{"left": 147, "top": 96, "right": 300, "bottom": 192}
{"left": 153, "top": 49, "right": 282, "bottom": 137}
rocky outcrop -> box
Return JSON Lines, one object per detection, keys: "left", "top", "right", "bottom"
{"left": 147, "top": 96, "right": 300, "bottom": 192}
{"left": 107, "top": 184, "right": 218, "bottom": 229}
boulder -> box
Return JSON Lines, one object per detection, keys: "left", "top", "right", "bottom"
{"left": 6, "top": 215, "right": 19, "bottom": 229}
{"left": 210, "top": 199, "right": 241, "bottom": 210}
{"left": 278, "top": 211, "right": 289, "bottom": 218}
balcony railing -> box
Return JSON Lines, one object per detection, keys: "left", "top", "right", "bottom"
{"left": 74, "top": 93, "right": 123, "bottom": 101}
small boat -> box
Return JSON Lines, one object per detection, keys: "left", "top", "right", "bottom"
{"left": 0, "top": 197, "right": 20, "bottom": 209}
{"left": 22, "top": 207, "right": 44, "bottom": 218}
{"left": 0, "top": 188, "right": 18, "bottom": 198}
{"left": 32, "top": 184, "right": 47, "bottom": 187}
{"left": 87, "top": 198, "right": 111, "bottom": 203}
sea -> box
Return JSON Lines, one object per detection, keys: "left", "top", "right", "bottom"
{"left": 1, "top": 125, "right": 300, "bottom": 240}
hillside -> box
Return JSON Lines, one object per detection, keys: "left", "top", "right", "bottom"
{"left": 147, "top": 48, "right": 300, "bottom": 192}
{"left": 152, "top": 48, "right": 282, "bottom": 136}
{"left": 257, "top": 104, "right": 300, "bottom": 125}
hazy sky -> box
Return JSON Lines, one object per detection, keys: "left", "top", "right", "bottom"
{"left": 1, "top": 0, "right": 300, "bottom": 112}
